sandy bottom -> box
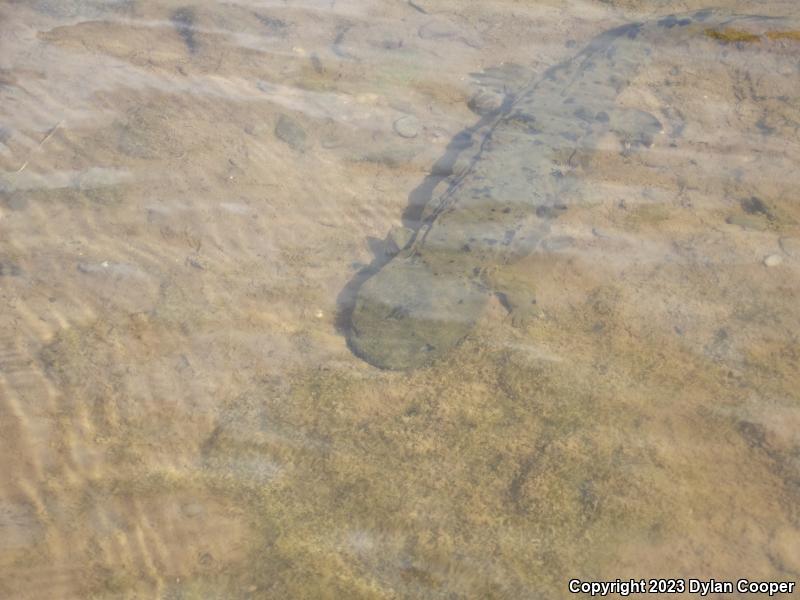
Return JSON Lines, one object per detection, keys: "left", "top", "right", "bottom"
{"left": 1, "top": 0, "right": 799, "bottom": 598}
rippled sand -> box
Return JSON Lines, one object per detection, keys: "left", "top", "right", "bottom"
{"left": 1, "top": 0, "right": 799, "bottom": 598}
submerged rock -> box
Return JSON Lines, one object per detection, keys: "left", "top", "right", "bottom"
{"left": 393, "top": 116, "right": 420, "bottom": 139}
{"left": 274, "top": 114, "right": 308, "bottom": 152}
{"left": 467, "top": 90, "right": 504, "bottom": 116}
{"left": 725, "top": 214, "right": 768, "bottom": 231}
{"left": 763, "top": 254, "right": 783, "bottom": 267}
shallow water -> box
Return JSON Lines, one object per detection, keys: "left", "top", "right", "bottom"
{"left": 1, "top": 1, "right": 799, "bottom": 598}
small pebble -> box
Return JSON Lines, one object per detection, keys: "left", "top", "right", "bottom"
{"left": 467, "top": 90, "right": 504, "bottom": 116}
{"left": 393, "top": 115, "right": 419, "bottom": 139}
{"left": 274, "top": 114, "right": 307, "bottom": 152}
{"left": 764, "top": 254, "right": 783, "bottom": 267}
{"left": 725, "top": 214, "right": 767, "bottom": 231}
{"left": 314, "top": 309, "right": 324, "bottom": 319}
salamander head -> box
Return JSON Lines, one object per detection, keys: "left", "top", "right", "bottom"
{"left": 348, "top": 257, "right": 488, "bottom": 370}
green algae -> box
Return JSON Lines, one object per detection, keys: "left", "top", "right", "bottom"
{"left": 704, "top": 28, "right": 761, "bottom": 44}
{"left": 766, "top": 30, "right": 800, "bottom": 42}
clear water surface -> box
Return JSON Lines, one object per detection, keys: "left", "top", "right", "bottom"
{"left": 1, "top": 0, "right": 799, "bottom": 598}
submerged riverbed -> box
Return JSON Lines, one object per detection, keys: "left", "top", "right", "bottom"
{"left": 1, "top": 1, "right": 799, "bottom": 598}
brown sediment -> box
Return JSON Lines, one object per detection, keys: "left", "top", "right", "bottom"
{"left": 704, "top": 28, "right": 761, "bottom": 43}
{"left": 766, "top": 30, "right": 800, "bottom": 41}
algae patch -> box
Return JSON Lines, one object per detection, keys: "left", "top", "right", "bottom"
{"left": 766, "top": 30, "right": 800, "bottom": 42}
{"left": 704, "top": 28, "right": 800, "bottom": 44}
{"left": 704, "top": 28, "right": 761, "bottom": 44}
